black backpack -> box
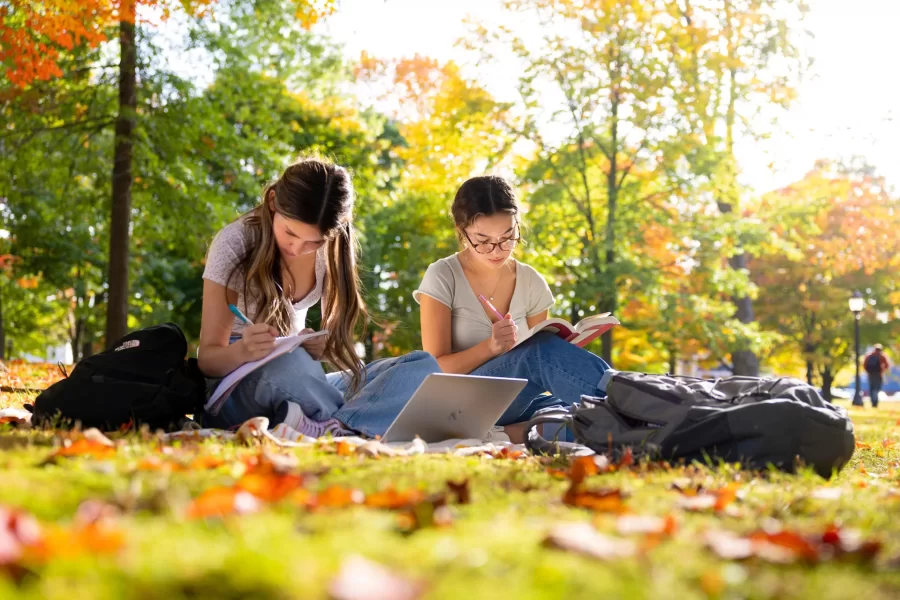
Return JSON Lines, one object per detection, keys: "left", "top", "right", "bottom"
{"left": 29, "top": 323, "right": 206, "bottom": 432}
{"left": 525, "top": 372, "right": 855, "bottom": 479}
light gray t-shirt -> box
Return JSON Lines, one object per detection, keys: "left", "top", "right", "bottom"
{"left": 413, "top": 254, "right": 554, "bottom": 353}
{"left": 202, "top": 217, "right": 326, "bottom": 336}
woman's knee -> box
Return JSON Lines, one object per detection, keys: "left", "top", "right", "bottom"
{"left": 396, "top": 350, "right": 441, "bottom": 372}
{"left": 256, "top": 347, "right": 324, "bottom": 381}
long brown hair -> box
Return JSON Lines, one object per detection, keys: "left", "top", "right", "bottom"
{"left": 227, "top": 158, "right": 368, "bottom": 391}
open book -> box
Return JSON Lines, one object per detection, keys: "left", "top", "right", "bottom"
{"left": 204, "top": 330, "right": 328, "bottom": 415}
{"left": 513, "top": 313, "right": 619, "bottom": 349}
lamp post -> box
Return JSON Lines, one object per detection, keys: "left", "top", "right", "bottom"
{"left": 849, "top": 290, "right": 865, "bottom": 406}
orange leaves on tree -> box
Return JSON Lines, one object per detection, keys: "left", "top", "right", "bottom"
{"left": 0, "top": 0, "right": 114, "bottom": 87}
{"left": 1, "top": 0, "right": 333, "bottom": 88}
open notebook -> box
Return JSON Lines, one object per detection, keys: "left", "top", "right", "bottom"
{"left": 204, "top": 330, "right": 328, "bottom": 414}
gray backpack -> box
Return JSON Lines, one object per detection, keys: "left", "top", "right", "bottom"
{"left": 525, "top": 372, "right": 855, "bottom": 478}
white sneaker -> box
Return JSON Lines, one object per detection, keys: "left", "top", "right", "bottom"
{"left": 482, "top": 426, "right": 511, "bottom": 443}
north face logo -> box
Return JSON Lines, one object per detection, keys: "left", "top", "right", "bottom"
{"left": 114, "top": 340, "right": 140, "bottom": 352}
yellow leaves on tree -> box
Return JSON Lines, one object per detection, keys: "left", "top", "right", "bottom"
{"left": 356, "top": 53, "right": 513, "bottom": 194}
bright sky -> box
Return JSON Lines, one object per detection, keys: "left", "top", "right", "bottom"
{"left": 320, "top": 0, "right": 900, "bottom": 194}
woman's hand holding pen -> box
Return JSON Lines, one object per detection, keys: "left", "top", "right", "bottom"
{"left": 240, "top": 323, "right": 278, "bottom": 361}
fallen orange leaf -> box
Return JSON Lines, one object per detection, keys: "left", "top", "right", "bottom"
{"left": 491, "top": 448, "right": 525, "bottom": 460}
{"left": 186, "top": 487, "right": 261, "bottom": 519}
{"left": 563, "top": 485, "right": 627, "bottom": 513}
{"left": 52, "top": 438, "right": 116, "bottom": 460}
{"left": 189, "top": 455, "right": 226, "bottom": 470}
{"left": 856, "top": 442, "right": 872, "bottom": 450}
{"left": 336, "top": 440, "right": 355, "bottom": 456}
{"left": 749, "top": 530, "right": 820, "bottom": 563}
{"left": 236, "top": 472, "right": 306, "bottom": 503}
{"left": 883, "top": 439, "right": 896, "bottom": 449}
{"left": 314, "top": 486, "right": 365, "bottom": 509}
{"left": 569, "top": 456, "right": 601, "bottom": 485}
{"left": 364, "top": 488, "right": 426, "bottom": 510}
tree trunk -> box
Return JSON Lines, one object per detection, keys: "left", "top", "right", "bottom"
{"left": 364, "top": 328, "right": 374, "bottom": 362}
{"left": 72, "top": 317, "right": 82, "bottom": 363}
{"left": 728, "top": 250, "right": 758, "bottom": 375}
{"left": 720, "top": 3, "right": 758, "bottom": 376}
{"left": 601, "top": 99, "right": 619, "bottom": 366}
{"left": 820, "top": 367, "right": 834, "bottom": 402}
{"left": 667, "top": 346, "right": 677, "bottom": 375}
{"left": 0, "top": 280, "right": 5, "bottom": 361}
{"left": 105, "top": 6, "right": 137, "bottom": 347}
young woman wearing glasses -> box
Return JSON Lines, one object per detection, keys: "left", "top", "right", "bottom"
{"left": 414, "top": 176, "right": 612, "bottom": 443}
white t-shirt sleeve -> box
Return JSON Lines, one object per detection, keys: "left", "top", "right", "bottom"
{"left": 202, "top": 222, "right": 248, "bottom": 292}
{"left": 526, "top": 265, "right": 555, "bottom": 317}
{"left": 413, "top": 260, "right": 454, "bottom": 308}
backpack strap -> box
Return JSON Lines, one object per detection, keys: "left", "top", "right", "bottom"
{"left": 523, "top": 413, "right": 593, "bottom": 456}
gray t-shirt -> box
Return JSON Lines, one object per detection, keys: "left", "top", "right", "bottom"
{"left": 413, "top": 254, "right": 554, "bottom": 353}
{"left": 202, "top": 217, "right": 326, "bottom": 336}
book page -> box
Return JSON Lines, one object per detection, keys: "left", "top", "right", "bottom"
{"left": 204, "top": 330, "right": 328, "bottom": 413}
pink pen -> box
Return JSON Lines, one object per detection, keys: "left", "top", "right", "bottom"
{"left": 478, "top": 294, "right": 506, "bottom": 321}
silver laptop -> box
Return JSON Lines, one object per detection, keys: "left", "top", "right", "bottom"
{"left": 380, "top": 373, "right": 528, "bottom": 443}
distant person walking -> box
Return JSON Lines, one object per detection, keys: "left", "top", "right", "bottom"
{"left": 863, "top": 344, "right": 890, "bottom": 408}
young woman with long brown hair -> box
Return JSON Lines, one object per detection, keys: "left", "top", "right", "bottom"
{"left": 198, "top": 157, "right": 438, "bottom": 438}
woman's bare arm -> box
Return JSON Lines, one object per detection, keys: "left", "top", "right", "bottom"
{"left": 419, "top": 294, "right": 500, "bottom": 374}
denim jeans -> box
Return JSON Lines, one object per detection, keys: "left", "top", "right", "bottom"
{"left": 869, "top": 374, "right": 883, "bottom": 408}
{"left": 201, "top": 348, "right": 441, "bottom": 438}
{"left": 472, "top": 332, "right": 612, "bottom": 427}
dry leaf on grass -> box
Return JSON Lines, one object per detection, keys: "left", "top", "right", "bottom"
{"left": 675, "top": 483, "right": 740, "bottom": 514}
{"left": 811, "top": 487, "right": 844, "bottom": 500}
{"left": 2, "top": 504, "right": 124, "bottom": 572}
{"left": 186, "top": 487, "right": 261, "bottom": 519}
{"left": 544, "top": 522, "right": 636, "bottom": 560}
{"left": 396, "top": 496, "right": 452, "bottom": 534}
{"left": 236, "top": 472, "right": 306, "bottom": 503}
{"left": 48, "top": 430, "right": 117, "bottom": 461}
{"left": 705, "top": 524, "right": 882, "bottom": 565}
{"left": 447, "top": 479, "right": 471, "bottom": 505}
{"left": 364, "top": 488, "right": 427, "bottom": 510}
{"left": 563, "top": 486, "right": 627, "bottom": 513}
{"left": 616, "top": 514, "right": 678, "bottom": 537}
{"left": 328, "top": 555, "right": 426, "bottom": 600}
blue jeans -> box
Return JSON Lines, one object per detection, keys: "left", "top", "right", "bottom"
{"left": 472, "top": 332, "right": 611, "bottom": 426}
{"left": 201, "top": 348, "right": 441, "bottom": 438}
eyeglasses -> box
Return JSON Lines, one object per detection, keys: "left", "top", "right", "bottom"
{"left": 463, "top": 228, "right": 521, "bottom": 254}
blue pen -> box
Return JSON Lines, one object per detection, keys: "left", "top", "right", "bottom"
{"left": 228, "top": 304, "right": 253, "bottom": 325}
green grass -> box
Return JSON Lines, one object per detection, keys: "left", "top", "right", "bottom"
{"left": 3, "top": 369, "right": 900, "bottom": 599}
